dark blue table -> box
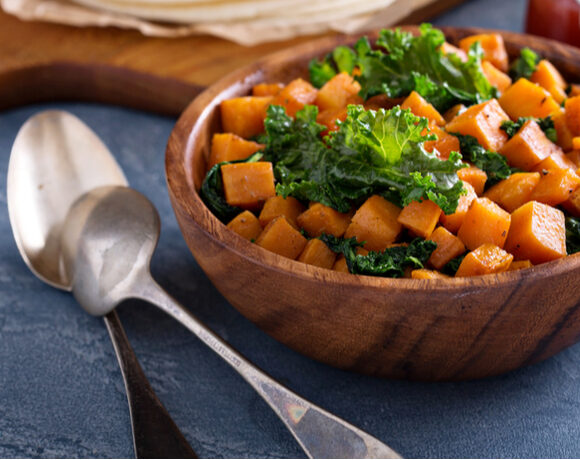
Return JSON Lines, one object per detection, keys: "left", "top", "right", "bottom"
{"left": 2, "top": 0, "right": 580, "bottom": 457}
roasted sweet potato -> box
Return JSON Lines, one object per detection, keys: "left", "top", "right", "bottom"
{"left": 507, "top": 260, "right": 533, "bottom": 271}
{"left": 482, "top": 61, "right": 512, "bottom": 93}
{"left": 499, "top": 78, "right": 560, "bottom": 119}
{"left": 440, "top": 182, "right": 477, "bottom": 233}
{"left": 271, "top": 78, "right": 318, "bottom": 117}
{"left": 459, "top": 33, "right": 509, "bottom": 72}
{"left": 397, "top": 199, "right": 442, "bottom": 239}
{"left": 297, "top": 202, "right": 353, "bottom": 237}
{"left": 530, "top": 59, "right": 567, "bottom": 104}
{"left": 252, "top": 82, "right": 284, "bottom": 97}
{"left": 227, "top": 210, "right": 263, "bottom": 241}
{"left": 483, "top": 172, "right": 541, "bottom": 212}
{"left": 344, "top": 195, "right": 402, "bottom": 251}
{"left": 314, "top": 72, "right": 362, "bottom": 113}
{"left": 445, "top": 99, "right": 510, "bottom": 152}
{"left": 567, "top": 150, "right": 580, "bottom": 168}
{"left": 532, "top": 151, "right": 577, "bottom": 173}
{"left": 441, "top": 42, "right": 467, "bottom": 61}
{"left": 499, "top": 119, "right": 561, "bottom": 170}
{"left": 220, "top": 96, "right": 272, "bottom": 139}
{"left": 401, "top": 91, "right": 445, "bottom": 126}
{"left": 411, "top": 269, "right": 450, "bottom": 279}
{"left": 256, "top": 216, "right": 307, "bottom": 259}
{"left": 258, "top": 195, "right": 305, "bottom": 228}
{"left": 423, "top": 124, "right": 460, "bottom": 160}
{"left": 457, "top": 197, "right": 511, "bottom": 250}
{"left": 457, "top": 166, "right": 488, "bottom": 196}
{"left": 504, "top": 201, "right": 566, "bottom": 264}
{"left": 443, "top": 104, "right": 466, "bottom": 123}
{"left": 562, "top": 187, "right": 580, "bottom": 217}
{"left": 455, "top": 244, "right": 513, "bottom": 277}
{"left": 209, "top": 133, "right": 264, "bottom": 168}
{"left": 568, "top": 96, "right": 580, "bottom": 136}
{"left": 316, "top": 107, "right": 348, "bottom": 135}
{"left": 297, "top": 238, "right": 337, "bottom": 269}
{"left": 221, "top": 162, "right": 276, "bottom": 210}
{"left": 552, "top": 109, "right": 574, "bottom": 151}
{"left": 427, "top": 226, "right": 466, "bottom": 270}
{"left": 529, "top": 168, "right": 580, "bottom": 206}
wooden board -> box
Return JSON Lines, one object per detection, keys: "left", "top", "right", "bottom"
{"left": 0, "top": 0, "right": 465, "bottom": 115}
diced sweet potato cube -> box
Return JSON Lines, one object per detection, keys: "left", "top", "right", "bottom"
{"left": 552, "top": 109, "right": 574, "bottom": 151}
{"left": 482, "top": 61, "right": 512, "bottom": 93}
{"left": 227, "top": 210, "right": 262, "bottom": 241}
{"left": 570, "top": 84, "right": 580, "bottom": 97}
{"left": 259, "top": 195, "right": 305, "bottom": 228}
{"left": 529, "top": 168, "right": 580, "bottom": 206}
{"left": 504, "top": 201, "right": 566, "bottom": 264}
{"left": 427, "top": 226, "right": 466, "bottom": 270}
{"left": 459, "top": 34, "right": 509, "bottom": 72}
{"left": 483, "top": 172, "right": 541, "bottom": 212}
{"left": 532, "top": 151, "right": 577, "bottom": 173}
{"left": 530, "top": 59, "right": 567, "bottom": 104}
{"left": 567, "top": 150, "right": 580, "bottom": 167}
{"left": 499, "top": 119, "right": 561, "bottom": 170}
{"left": 567, "top": 96, "right": 580, "bottom": 136}
{"left": 317, "top": 107, "right": 348, "bottom": 135}
{"left": 208, "top": 133, "right": 264, "bottom": 169}
{"left": 499, "top": 78, "right": 560, "bottom": 119}
{"left": 397, "top": 199, "right": 442, "bottom": 239}
{"left": 440, "top": 182, "right": 477, "bottom": 233}
{"left": 297, "top": 202, "right": 353, "bottom": 237}
{"left": 252, "top": 82, "right": 284, "bottom": 97}
{"left": 445, "top": 99, "right": 510, "bottom": 151}
{"left": 457, "top": 197, "right": 511, "bottom": 250}
{"left": 344, "top": 195, "right": 402, "bottom": 251}
{"left": 455, "top": 244, "right": 513, "bottom": 277}
{"left": 574, "top": 137, "right": 580, "bottom": 151}
{"left": 562, "top": 187, "right": 580, "bottom": 217}
{"left": 457, "top": 166, "right": 488, "bottom": 196}
{"left": 220, "top": 96, "right": 272, "bottom": 139}
{"left": 297, "top": 238, "right": 336, "bottom": 269}
{"left": 401, "top": 91, "right": 445, "bottom": 126}
{"left": 441, "top": 42, "right": 467, "bottom": 61}
{"left": 256, "top": 216, "right": 307, "bottom": 259}
{"left": 423, "top": 124, "right": 460, "bottom": 160}
{"left": 411, "top": 269, "right": 450, "bottom": 279}
{"left": 314, "top": 72, "right": 362, "bottom": 113}
{"left": 271, "top": 78, "right": 318, "bottom": 118}
{"left": 508, "top": 260, "right": 533, "bottom": 271}
{"left": 221, "top": 162, "right": 276, "bottom": 210}
{"left": 443, "top": 104, "right": 466, "bottom": 123}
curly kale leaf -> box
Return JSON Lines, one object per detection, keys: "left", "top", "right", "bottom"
{"left": 500, "top": 116, "right": 557, "bottom": 143}
{"left": 452, "top": 133, "right": 514, "bottom": 187}
{"left": 263, "top": 104, "right": 466, "bottom": 214}
{"left": 509, "top": 47, "right": 540, "bottom": 81}
{"left": 321, "top": 234, "right": 437, "bottom": 278}
{"left": 308, "top": 45, "right": 357, "bottom": 88}
{"left": 200, "top": 153, "right": 263, "bottom": 223}
{"left": 566, "top": 217, "right": 580, "bottom": 255}
{"left": 353, "top": 24, "right": 496, "bottom": 112}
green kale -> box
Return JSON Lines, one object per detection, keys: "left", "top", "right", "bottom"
{"left": 353, "top": 24, "right": 496, "bottom": 112}
{"left": 566, "top": 216, "right": 580, "bottom": 255}
{"left": 200, "top": 153, "right": 263, "bottom": 223}
{"left": 500, "top": 116, "right": 557, "bottom": 143}
{"left": 308, "top": 45, "right": 357, "bottom": 88}
{"left": 441, "top": 253, "right": 467, "bottom": 276}
{"left": 262, "top": 104, "right": 466, "bottom": 214}
{"left": 320, "top": 234, "right": 437, "bottom": 278}
{"left": 452, "top": 133, "right": 513, "bottom": 187}
{"left": 509, "top": 47, "right": 540, "bottom": 81}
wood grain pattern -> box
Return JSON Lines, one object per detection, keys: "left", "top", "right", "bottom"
{"left": 166, "top": 27, "right": 580, "bottom": 381}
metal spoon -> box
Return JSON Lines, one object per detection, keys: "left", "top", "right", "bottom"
{"left": 60, "top": 183, "right": 401, "bottom": 459}
{"left": 7, "top": 110, "right": 196, "bottom": 459}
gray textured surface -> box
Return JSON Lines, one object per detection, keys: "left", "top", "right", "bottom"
{"left": 3, "top": 0, "right": 580, "bottom": 458}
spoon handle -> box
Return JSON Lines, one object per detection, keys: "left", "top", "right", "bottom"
{"left": 104, "top": 310, "right": 197, "bottom": 459}
{"left": 136, "top": 277, "right": 400, "bottom": 459}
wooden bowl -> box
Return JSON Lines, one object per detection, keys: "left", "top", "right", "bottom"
{"left": 166, "top": 26, "right": 580, "bottom": 381}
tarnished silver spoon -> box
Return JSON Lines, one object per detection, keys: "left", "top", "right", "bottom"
{"left": 60, "top": 184, "right": 401, "bottom": 459}
{"left": 7, "top": 110, "right": 196, "bottom": 458}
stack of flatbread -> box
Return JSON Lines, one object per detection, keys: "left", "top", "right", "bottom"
{"left": 1, "top": 0, "right": 438, "bottom": 45}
